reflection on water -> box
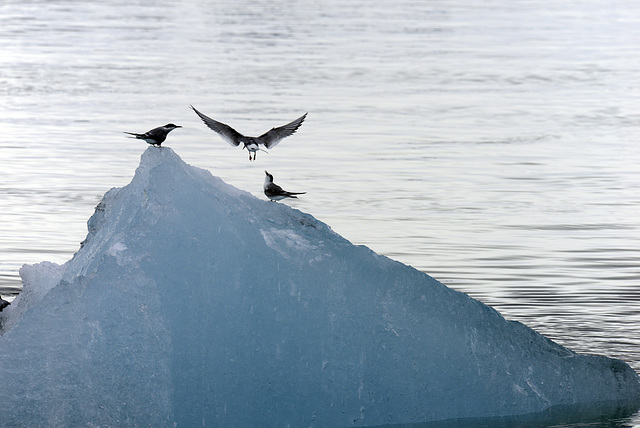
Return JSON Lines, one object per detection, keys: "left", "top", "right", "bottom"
{"left": 381, "top": 402, "right": 640, "bottom": 428}
{"left": 1, "top": 0, "right": 640, "bottom": 424}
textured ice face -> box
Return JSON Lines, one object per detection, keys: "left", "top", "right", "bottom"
{"left": 1, "top": 147, "right": 639, "bottom": 427}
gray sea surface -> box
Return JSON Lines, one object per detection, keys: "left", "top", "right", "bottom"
{"left": 1, "top": 1, "right": 639, "bottom": 426}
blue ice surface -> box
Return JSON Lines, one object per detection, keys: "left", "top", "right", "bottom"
{"left": 1, "top": 147, "right": 639, "bottom": 427}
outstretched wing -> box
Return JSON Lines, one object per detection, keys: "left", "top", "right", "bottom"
{"left": 191, "top": 105, "right": 244, "bottom": 147}
{"left": 259, "top": 113, "right": 307, "bottom": 149}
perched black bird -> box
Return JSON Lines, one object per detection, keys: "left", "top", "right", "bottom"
{"left": 0, "top": 295, "right": 10, "bottom": 312}
{"left": 263, "top": 171, "right": 306, "bottom": 201}
{"left": 124, "top": 123, "right": 181, "bottom": 147}
{"left": 191, "top": 106, "right": 307, "bottom": 160}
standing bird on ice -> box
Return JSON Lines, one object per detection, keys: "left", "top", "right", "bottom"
{"left": 264, "top": 171, "right": 306, "bottom": 201}
{"left": 190, "top": 105, "right": 307, "bottom": 161}
{"left": 123, "top": 123, "right": 181, "bottom": 147}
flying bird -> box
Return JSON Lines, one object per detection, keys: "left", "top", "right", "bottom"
{"left": 263, "top": 171, "right": 306, "bottom": 202}
{"left": 123, "top": 123, "right": 181, "bottom": 147}
{"left": 191, "top": 105, "right": 306, "bottom": 160}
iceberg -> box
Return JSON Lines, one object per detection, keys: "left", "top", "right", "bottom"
{"left": 0, "top": 147, "right": 638, "bottom": 427}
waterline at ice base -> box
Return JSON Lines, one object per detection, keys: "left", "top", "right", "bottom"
{"left": 1, "top": 147, "right": 638, "bottom": 427}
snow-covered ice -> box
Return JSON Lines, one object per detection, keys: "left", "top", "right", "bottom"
{"left": 0, "top": 147, "right": 638, "bottom": 427}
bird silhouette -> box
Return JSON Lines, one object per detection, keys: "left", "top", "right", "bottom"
{"left": 191, "top": 106, "right": 306, "bottom": 160}
{"left": 124, "top": 123, "right": 181, "bottom": 147}
{"left": 263, "top": 171, "right": 306, "bottom": 201}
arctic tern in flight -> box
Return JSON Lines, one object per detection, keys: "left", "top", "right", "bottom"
{"left": 191, "top": 106, "right": 306, "bottom": 160}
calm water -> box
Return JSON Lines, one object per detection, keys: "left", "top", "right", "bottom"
{"left": 1, "top": 0, "right": 639, "bottom": 425}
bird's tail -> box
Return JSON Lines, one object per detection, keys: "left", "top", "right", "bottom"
{"left": 287, "top": 192, "right": 306, "bottom": 196}
{"left": 243, "top": 146, "right": 269, "bottom": 154}
{"left": 245, "top": 146, "right": 269, "bottom": 154}
{"left": 123, "top": 132, "right": 141, "bottom": 138}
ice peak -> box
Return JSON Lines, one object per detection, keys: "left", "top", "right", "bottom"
{"left": 1, "top": 147, "right": 639, "bottom": 427}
